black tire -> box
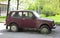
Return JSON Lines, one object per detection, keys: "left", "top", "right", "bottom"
{"left": 10, "top": 23, "right": 18, "bottom": 32}
{"left": 39, "top": 25, "right": 51, "bottom": 34}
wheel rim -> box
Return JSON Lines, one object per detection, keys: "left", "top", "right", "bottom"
{"left": 11, "top": 25, "right": 17, "bottom": 32}
{"left": 41, "top": 28, "right": 49, "bottom": 33}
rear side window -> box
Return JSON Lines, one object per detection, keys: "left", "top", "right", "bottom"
{"left": 11, "top": 11, "right": 22, "bottom": 18}
{"left": 23, "top": 12, "right": 28, "bottom": 17}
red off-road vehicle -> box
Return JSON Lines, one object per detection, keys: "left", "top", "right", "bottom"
{"left": 5, "top": 10, "right": 56, "bottom": 33}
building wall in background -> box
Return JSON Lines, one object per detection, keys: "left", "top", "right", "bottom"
{"left": 0, "top": 3, "right": 7, "bottom": 16}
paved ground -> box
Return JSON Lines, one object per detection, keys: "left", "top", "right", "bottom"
{"left": 0, "top": 23, "right": 60, "bottom": 38}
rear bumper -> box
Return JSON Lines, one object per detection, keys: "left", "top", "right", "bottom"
{"left": 4, "top": 23, "right": 8, "bottom": 29}
{"left": 4, "top": 24, "right": 6, "bottom": 25}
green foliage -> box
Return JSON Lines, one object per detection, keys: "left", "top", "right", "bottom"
{"left": 0, "top": 0, "right": 7, "bottom": 2}
{"left": 11, "top": 0, "right": 60, "bottom": 16}
{"left": 40, "top": 14, "right": 60, "bottom": 25}
{"left": 40, "top": 0, "right": 60, "bottom": 16}
{"left": 24, "top": 0, "right": 60, "bottom": 16}
{"left": 0, "top": 0, "right": 60, "bottom": 16}
{"left": 0, "top": 16, "right": 6, "bottom": 22}
{"left": 25, "top": 0, "right": 39, "bottom": 11}
{"left": 40, "top": 14, "right": 46, "bottom": 17}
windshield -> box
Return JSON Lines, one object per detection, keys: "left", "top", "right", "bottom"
{"left": 33, "top": 11, "right": 40, "bottom": 18}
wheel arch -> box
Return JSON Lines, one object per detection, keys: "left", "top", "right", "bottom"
{"left": 9, "top": 22, "right": 18, "bottom": 26}
{"left": 39, "top": 24, "right": 51, "bottom": 29}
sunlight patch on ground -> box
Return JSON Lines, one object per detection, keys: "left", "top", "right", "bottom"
{"left": 0, "top": 23, "right": 5, "bottom": 30}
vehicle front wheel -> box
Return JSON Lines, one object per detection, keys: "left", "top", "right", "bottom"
{"left": 10, "top": 23, "right": 18, "bottom": 32}
{"left": 39, "top": 25, "right": 51, "bottom": 34}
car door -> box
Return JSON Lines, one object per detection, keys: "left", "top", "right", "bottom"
{"left": 22, "top": 11, "right": 37, "bottom": 28}
{"left": 11, "top": 11, "right": 24, "bottom": 28}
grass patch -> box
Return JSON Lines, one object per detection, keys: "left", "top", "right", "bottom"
{"left": 0, "top": 16, "right": 6, "bottom": 22}
{"left": 40, "top": 14, "right": 60, "bottom": 25}
{"left": 0, "top": 16, "right": 6, "bottom": 18}
{"left": 46, "top": 15, "right": 60, "bottom": 25}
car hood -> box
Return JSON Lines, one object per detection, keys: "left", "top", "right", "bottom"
{"left": 38, "top": 18, "right": 54, "bottom": 22}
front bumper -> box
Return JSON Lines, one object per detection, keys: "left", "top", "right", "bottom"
{"left": 52, "top": 24, "right": 56, "bottom": 29}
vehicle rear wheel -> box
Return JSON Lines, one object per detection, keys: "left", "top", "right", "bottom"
{"left": 39, "top": 25, "right": 51, "bottom": 34}
{"left": 10, "top": 23, "right": 18, "bottom": 32}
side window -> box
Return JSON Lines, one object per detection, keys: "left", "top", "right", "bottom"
{"left": 11, "top": 12, "right": 16, "bottom": 17}
{"left": 11, "top": 12, "right": 22, "bottom": 18}
{"left": 22, "top": 12, "right": 33, "bottom": 18}
{"left": 29, "top": 12, "right": 33, "bottom": 18}
{"left": 23, "top": 12, "right": 28, "bottom": 17}
{"left": 19, "top": 12, "right": 22, "bottom": 17}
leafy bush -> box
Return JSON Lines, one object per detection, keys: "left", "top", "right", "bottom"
{"left": 55, "top": 22, "right": 60, "bottom": 25}
{"left": 40, "top": 14, "right": 46, "bottom": 17}
{"left": 0, "top": 16, "right": 6, "bottom": 18}
{"left": 40, "top": 14, "right": 60, "bottom": 25}
{"left": 41, "top": 11, "right": 55, "bottom": 17}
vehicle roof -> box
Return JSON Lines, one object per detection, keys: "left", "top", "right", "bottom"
{"left": 10, "top": 10, "right": 34, "bottom": 12}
